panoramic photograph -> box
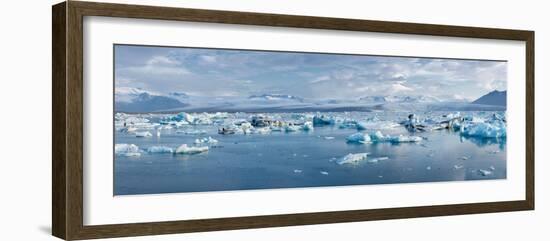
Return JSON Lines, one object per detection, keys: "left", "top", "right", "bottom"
{"left": 113, "top": 44, "right": 507, "bottom": 195}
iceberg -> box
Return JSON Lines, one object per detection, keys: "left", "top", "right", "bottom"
{"left": 135, "top": 131, "right": 152, "bottom": 137}
{"left": 115, "top": 144, "right": 141, "bottom": 157}
{"left": 478, "top": 169, "right": 493, "bottom": 176}
{"left": 320, "top": 171, "right": 329, "bottom": 175}
{"left": 146, "top": 146, "right": 173, "bottom": 153}
{"left": 285, "top": 125, "right": 301, "bottom": 132}
{"left": 174, "top": 144, "right": 209, "bottom": 154}
{"left": 194, "top": 136, "right": 219, "bottom": 145}
{"left": 368, "top": 156, "right": 389, "bottom": 163}
{"left": 313, "top": 114, "right": 339, "bottom": 126}
{"left": 460, "top": 121, "right": 506, "bottom": 138}
{"left": 356, "top": 121, "right": 398, "bottom": 130}
{"left": 347, "top": 131, "right": 421, "bottom": 144}
{"left": 253, "top": 127, "right": 271, "bottom": 134}
{"left": 346, "top": 133, "right": 372, "bottom": 144}
{"left": 337, "top": 153, "right": 369, "bottom": 165}
{"left": 392, "top": 135, "right": 423, "bottom": 143}
{"left": 302, "top": 121, "right": 314, "bottom": 131}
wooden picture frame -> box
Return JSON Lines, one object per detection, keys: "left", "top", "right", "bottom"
{"left": 52, "top": 1, "right": 534, "bottom": 240}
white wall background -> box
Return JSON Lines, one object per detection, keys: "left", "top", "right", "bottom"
{"left": 0, "top": 0, "right": 547, "bottom": 240}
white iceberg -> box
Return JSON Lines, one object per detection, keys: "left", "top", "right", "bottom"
{"left": 478, "top": 169, "right": 493, "bottom": 176}
{"left": 346, "top": 133, "right": 372, "bottom": 144}
{"left": 320, "top": 171, "right": 329, "bottom": 175}
{"left": 337, "top": 153, "right": 369, "bottom": 165}
{"left": 347, "top": 131, "right": 421, "bottom": 144}
{"left": 371, "top": 131, "right": 422, "bottom": 143}
{"left": 135, "top": 131, "right": 152, "bottom": 138}
{"left": 146, "top": 146, "right": 173, "bottom": 153}
{"left": 115, "top": 144, "right": 141, "bottom": 157}
{"left": 460, "top": 121, "right": 506, "bottom": 138}
{"left": 356, "top": 121, "right": 399, "bottom": 131}
{"left": 285, "top": 125, "right": 301, "bottom": 132}
{"left": 194, "top": 136, "right": 219, "bottom": 145}
{"left": 175, "top": 144, "right": 209, "bottom": 154}
{"left": 253, "top": 127, "right": 271, "bottom": 134}
{"left": 302, "top": 121, "right": 314, "bottom": 131}
{"left": 368, "top": 156, "right": 389, "bottom": 163}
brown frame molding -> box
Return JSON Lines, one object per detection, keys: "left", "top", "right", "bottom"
{"left": 52, "top": 1, "right": 535, "bottom": 240}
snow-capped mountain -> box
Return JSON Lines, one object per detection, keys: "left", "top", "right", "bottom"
{"left": 115, "top": 87, "right": 187, "bottom": 112}
{"left": 472, "top": 90, "right": 507, "bottom": 106}
{"left": 114, "top": 87, "right": 506, "bottom": 113}
{"left": 359, "top": 95, "right": 441, "bottom": 103}
{"left": 248, "top": 94, "right": 304, "bottom": 102}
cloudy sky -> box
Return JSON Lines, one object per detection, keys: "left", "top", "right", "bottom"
{"left": 115, "top": 45, "right": 507, "bottom": 101}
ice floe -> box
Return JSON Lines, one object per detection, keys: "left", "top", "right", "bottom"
{"left": 194, "top": 136, "right": 219, "bottom": 145}
{"left": 175, "top": 144, "right": 209, "bottom": 154}
{"left": 346, "top": 133, "right": 371, "bottom": 144}
{"left": 478, "top": 169, "right": 493, "bottom": 176}
{"left": 146, "top": 146, "right": 173, "bottom": 153}
{"left": 135, "top": 131, "right": 152, "bottom": 138}
{"left": 460, "top": 121, "right": 506, "bottom": 138}
{"left": 346, "top": 131, "right": 422, "bottom": 144}
{"left": 115, "top": 144, "right": 141, "bottom": 157}
{"left": 368, "top": 156, "right": 389, "bottom": 163}
{"left": 302, "top": 121, "right": 314, "bottom": 131}
{"left": 337, "top": 153, "right": 369, "bottom": 165}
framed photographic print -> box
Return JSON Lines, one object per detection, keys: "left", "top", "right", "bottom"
{"left": 52, "top": 1, "right": 534, "bottom": 240}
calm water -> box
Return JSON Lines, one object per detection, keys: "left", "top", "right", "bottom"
{"left": 114, "top": 111, "right": 506, "bottom": 195}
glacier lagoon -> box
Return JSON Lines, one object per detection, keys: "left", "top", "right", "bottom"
{"left": 114, "top": 111, "right": 506, "bottom": 195}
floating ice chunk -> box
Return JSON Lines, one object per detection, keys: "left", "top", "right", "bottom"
{"left": 490, "top": 166, "right": 496, "bottom": 171}
{"left": 119, "top": 127, "right": 138, "bottom": 133}
{"left": 348, "top": 131, "right": 421, "bottom": 144}
{"left": 346, "top": 133, "right": 371, "bottom": 144}
{"left": 426, "top": 166, "right": 432, "bottom": 170}
{"left": 356, "top": 121, "right": 399, "bottom": 130}
{"left": 135, "top": 131, "right": 152, "bottom": 138}
{"left": 356, "top": 121, "right": 368, "bottom": 130}
{"left": 194, "top": 136, "right": 219, "bottom": 145}
{"left": 454, "top": 164, "right": 464, "bottom": 169}
{"left": 460, "top": 121, "right": 506, "bottom": 138}
{"left": 302, "top": 121, "right": 314, "bottom": 131}
{"left": 391, "top": 135, "right": 423, "bottom": 143}
{"left": 444, "top": 112, "right": 461, "bottom": 119}
{"left": 320, "top": 171, "right": 329, "bottom": 175}
{"left": 253, "top": 127, "right": 271, "bottom": 134}
{"left": 323, "top": 136, "right": 335, "bottom": 140}
{"left": 478, "top": 169, "right": 493, "bottom": 176}
{"left": 115, "top": 144, "right": 141, "bottom": 157}
{"left": 156, "top": 130, "right": 161, "bottom": 137}
{"left": 177, "top": 129, "right": 207, "bottom": 135}
{"left": 174, "top": 144, "right": 209, "bottom": 154}
{"left": 313, "top": 114, "right": 338, "bottom": 126}
{"left": 270, "top": 126, "right": 283, "bottom": 132}
{"left": 368, "top": 156, "right": 389, "bottom": 163}
{"left": 293, "top": 169, "right": 303, "bottom": 173}
{"left": 337, "top": 153, "right": 369, "bottom": 165}
{"left": 146, "top": 146, "right": 173, "bottom": 153}
{"left": 285, "top": 125, "right": 301, "bottom": 132}
{"left": 459, "top": 156, "right": 470, "bottom": 160}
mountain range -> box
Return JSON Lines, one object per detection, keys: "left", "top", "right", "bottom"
{"left": 471, "top": 90, "right": 507, "bottom": 106}
{"left": 114, "top": 87, "right": 507, "bottom": 113}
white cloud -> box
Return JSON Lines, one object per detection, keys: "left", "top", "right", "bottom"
{"left": 310, "top": 75, "right": 330, "bottom": 84}
{"left": 200, "top": 55, "right": 217, "bottom": 63}
{"left": 147, "top": 55, "right": 180, "bottom": 65}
